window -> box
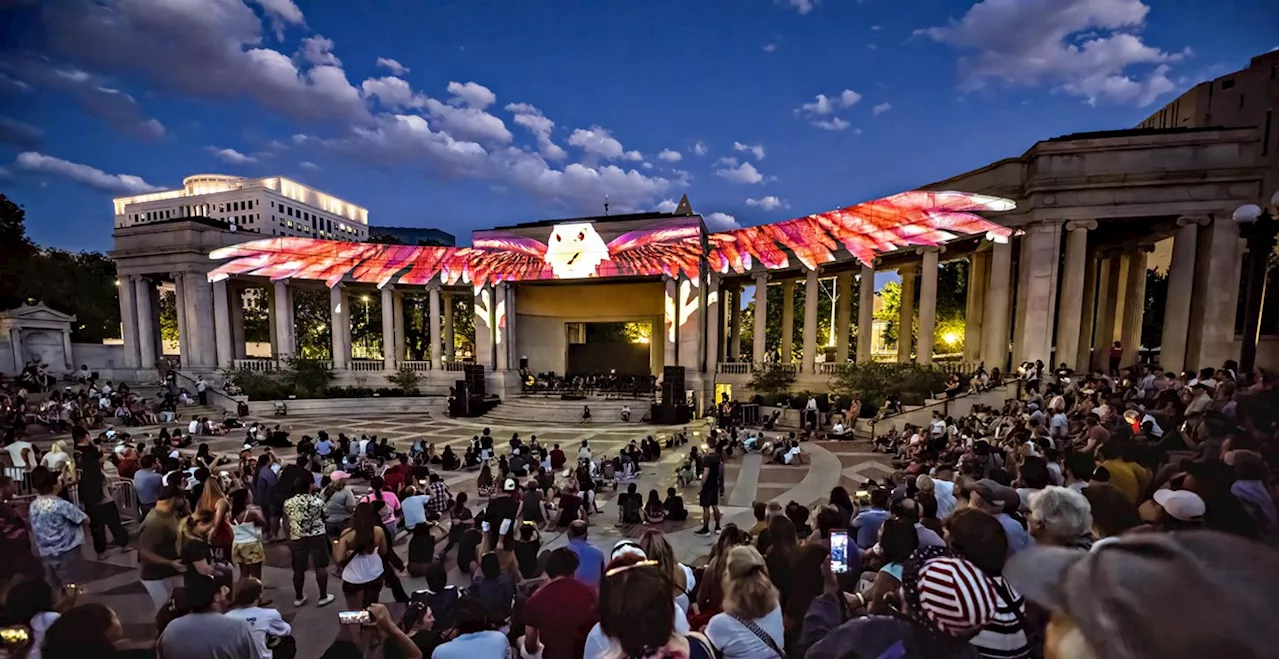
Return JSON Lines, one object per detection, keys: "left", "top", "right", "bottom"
{"left": 1221, "top": 78, "right": 1235, "bottom": 90}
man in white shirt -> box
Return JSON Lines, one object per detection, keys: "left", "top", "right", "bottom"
{"left": 4, "top": 437, "right": 37, "bottom": 469}
{"left": 928, "top": 412, "right": 946, "bottom": 440}
{"left": 188, "top": 418, "right": 200, "bottom": 434}
{"left": 196, "top": 376, "right": 208, "bottom": 405}
{"left": 223, "top": 578, "right": 291, "bottom": 658}
{"left": 928, "top": 465, "right": 958, "bottom": 519}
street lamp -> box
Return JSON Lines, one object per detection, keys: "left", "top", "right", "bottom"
{"left": 1232, "top": 197, "right": 1278, "bottom": 379}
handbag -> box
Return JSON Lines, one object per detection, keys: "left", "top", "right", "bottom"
{"left": 727, "top": 612, "right": 784, "bottom": 659}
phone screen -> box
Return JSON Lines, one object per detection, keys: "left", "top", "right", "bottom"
{"left": 338, "top": 610, "right": 372, "bottom": 625}
{"left": 830, "top": 530, "right": 850, "bottom": 573}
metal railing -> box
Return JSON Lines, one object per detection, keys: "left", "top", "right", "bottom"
{"left": 397, "top": 360, "right": 433, "bottom": 372}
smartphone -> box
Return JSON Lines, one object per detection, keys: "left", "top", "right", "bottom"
{"left": 338, "top": 610, "right": 372, "bottom": 625}
{"left": 830, "top": 530, "right": 850, "bottom": 574}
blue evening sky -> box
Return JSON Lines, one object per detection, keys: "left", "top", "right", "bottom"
{"left": 0, "top": 0, "right": 1275, "bottom": 253}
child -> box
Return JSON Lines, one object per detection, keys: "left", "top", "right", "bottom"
{"left": 663, "top": 487, "right": 688, "bottom": 522}
{"left": 643, "top": 489, "right": 666, "bottom": 524}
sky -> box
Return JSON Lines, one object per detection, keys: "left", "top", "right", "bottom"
{"left": 0, "top": 0, "right": 1275, "bottom": 254}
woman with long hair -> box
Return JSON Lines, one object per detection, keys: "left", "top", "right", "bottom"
{"left": 638, "top": 530, "right": 695, "bottom": 614}
{"left": 478, "top": 517, "right": 521, "bottom": 579}
{"left": 229, "top": 487, "right": 268, "bottom": 589}
{"left": 40, "top": 603, "right": 123, "bottom": 659}
{"left": 333, "top": 502, "right": 387, "bottom": 609}
{"left": 695, "top": 524, "right": 750, "bottom": 619}
{"left": 196, "top": 475, "right": 233, "bottom": 564}
{"left": 785, "top": 542, "right": 830, "bottom": 655}
{"left": 584, "top": 555, "right": 710, "bottom": 659}
{"left": 762, "top": 515, "right": 798, "bottom": 612}
{"left": 359, "top": 475, "right": 402, "bottom": 536}
{"left": 180, "top": 509, "right": 231, "bottom": 590}
{"left": 476, "top": 463, "right": 494, "bottom": 498}
{"left": 706, "top": 546, "right": 784, "bottom": 659}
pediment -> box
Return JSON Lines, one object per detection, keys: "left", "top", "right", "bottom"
{"left": 0, "top": 302, "right": 77, "bottom": 324}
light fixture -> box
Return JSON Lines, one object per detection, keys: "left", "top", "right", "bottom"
{"left": 942, "top": 331, "right": 960, "bottom": 346}
{"left": 1233, "top": 204, "right": 1262, "bottom": 224}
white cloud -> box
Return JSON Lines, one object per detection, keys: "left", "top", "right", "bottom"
{"left": 657, "top": 149, "right": 682, "bottom": 162}
{"left": 568, "top": 126, "right": 626, "bottom": 159}
{"left": 422, "top": 98, "right": 512, "bottom": 144}
{"left": 871, "top": 25, "right": 881, "bottom": 31}
{"left": 8, "top": 63, "right": 165, "bottom": 139}
{"left": 642, "top": 162, "right": 654, "bottom": 169}
{"left": 14, "top": 151, "right": 162, "bottom": 194}
{"left": 623, "top": 150, "right": 644, "bottom": 161}
{"left": 446, "top": 81, "right": 497, "bottom": 109}
{"left": 715, "top": 160, "right": 765, "bottom": 184}
{"left": 763, "top": 43, "right": 779, "bottom": 52}
{"left": 208, "top": 147, "right": 258, "bottom": 165}
{"left": 732, "top": 141, "right": 766, "bottom": 160}
{"left": 746, "top": 196, "right": 788, "bottom": 211}
{"left": 29, "top": 0, "right": 370, "bottom": 123}
{"left": 873, "top": 102, "right": 892, "bottom": 116}
{"left": 505, "top": 102, "right": 566, "bottom": 160}
{"left": 812, "top": 117, "right": 851, "bottom": 131}
{"left": 920, "top": 0, "right": 1186, "bottom": 106}
{"left": 298, "top": 35, "right": 340, "bottom": 66}
{"left": 299, "top": 161, "right": 320, "bottom": 171}
{"left": 691, "top": 141, "right": 708, "bottom": 156}
{"left": 375, "top": 57, "right": 409, "bottom": 76}
{"left": 656, "top": 199, "right": 679, "bottom": 212}
{"left": 704, "top": 212, "right": 740, "bottom": 231}
{"left": 360, "top": 76, "right": 422, "bottom": 109}
{"left": 779, "top": 0, "right": 817, "bottom": 15}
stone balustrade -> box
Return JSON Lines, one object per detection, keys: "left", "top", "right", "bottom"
{"left": 397, "top": 360, "right": 433, "bottom": 371}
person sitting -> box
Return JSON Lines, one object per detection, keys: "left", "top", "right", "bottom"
{"left": 663, "top": 487, "right": 688, "bottom": 522}
{"left": 406, "top": 518, "right": 439, "bottom": 578}
{"left": 618, "top": 483, "right": 643, "bottom": 525}
{"left": 643, "top": 489, "right": 667, "bottom": 524}
{"left": 676, "top": 459, "right": 698, "bottom": 487}
{"left": 225, "top": 577, "right": 294, "bottom": 659}
{"left": 469, "top": 552, "right": 517, "bottom": 625}
{"left": 830, "top": 421, "right": 853, "bottom": 440}
{"left": 620, "top": 404, "right": 631, "bottom": 422}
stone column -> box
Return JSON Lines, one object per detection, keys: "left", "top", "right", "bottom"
{"left": 212, "top": 279, "right": 233, "bottom": 368}
{"left": 493, "top": 284, "right": 508, "bottom": 371}
{"left": 1120, "top": 250, "right": 1149, "bottom": 365}
{"left": 704, "top": 276, "right": 722, "bottom": 371}
{"left": 834, "top": 272, "right": 852, "bottom": 362}
{"left": 802, "top": 269, "right": 819, "bottom": 371}
{"left": 9, "top": 328, "right": 23, "bottom": 371}
{"left": 1015, "top": 221, "right": 1063, "bottom": 366}
{"left": 118, "top": 275, "right": 141, "bottom": 368}
{"left": 963, "top": 252, "right": 989, "bottom": 364}
{"left": 856, "top": 263, "right": 875, "bottom": 362}
{"left": 230, "top": 286, "right": 247, "bottom": 360}
{"left": 443, "top": 293, "right": 455, "bottom": 361}
{"left": 474, "top": 286, "right": 494, "bottom": 369}
{"left": 780, "top": 279, "right": 795, "bottom": 364}
{"left": 1012, "top": 234, "right": 1033, "bottom": 363}
{"left": 381, "top": 286, "right": 397, "bottom": 370}
{"left": 1092, "top": 255, "right": 1124, "bottom": 370}
{"left": 1160, "top": 216, "right": 1206, "bottom": 373}
{"left": 150, "top": 285, "right": 163, "bottom": 361}
{"left": 393, "top": 291, "right": 406, "bottom": 362}
{"left": 135, "top": 276, "right": 157, "bottom": 369}
{"left": 1076, "top": 257, "right": 1099, "bottom": 373}
{"left": 329, "top": 284, "right": 349, "bottom": 369}
{"left": 1055, "top": 221, "right": 1094, "bottom": 371}
{"left": 982, "top": 240, "right": 1013, "bottom": 370}
{"left": 61, "top": 329, "right": 73, "bottom": 370}
{"left": 753, "top": 274, "right": 769, "bottom": 365}
{"left": 505, "top": 284, "right": 518, "bottom": 369}
{"left": 427, "top": 286, "right": 442, "bottom": 369}
{"left": 916, "top": 249, "right": 940, "bottom": 365}
{"left": 728, "top": 285, "right": 742, "bottom": 361}
{"left": 664, "top": 277, "right": 679, "bottom": 366}
{"left": 271, "top": 281, "right": 293, "bottom": 359}
{"left": 897, "top": 264, "right": 917, "bottom": 363}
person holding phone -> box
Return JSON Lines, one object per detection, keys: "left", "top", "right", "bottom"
{"left": 326, "top": 602, "right": 423, "bottom": 659}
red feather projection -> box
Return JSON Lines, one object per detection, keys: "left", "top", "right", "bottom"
{"left": 208, "top": 190, "right": 1013, "bottom": 288}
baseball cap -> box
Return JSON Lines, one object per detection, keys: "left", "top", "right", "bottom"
{"left": 971, "top": 478, "right": 1018, "bottom": 509}
{"left": 1152, "top": 488, "right": 1205, "bottom": 521}
{"left": 1004, "top": 531, "right": 1277, "bottom": 659}
{"left": 330, "top": 470, "right": 351, "bottom": 481}
{"left": 503, "top": 478, "right": 517, "bottom": 492}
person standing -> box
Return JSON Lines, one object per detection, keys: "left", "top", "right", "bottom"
{"left": 196, "top": 375, "right": 208, "bottom": 406}
{"left": 694, "top": 444, "right": 724, "bottom": 536}
{"left": 0, "top": 474, "right": 44, "bottom": 582}
{"left": 252, "top": 454, "right": 281, "bottom": 540}
{"left": 137, "top": 486, "right": 187, "bottom": 611}
{"left": 27, "top": 467, "right": 88, "bottom": 587}
{"left": 282, "top": 474, "right": 335, "bottom": 607}
{"left": 72, "top": 426, "right": 131, "bottom": 559}
{"left": 133, "top": 455, "right": 163, "bottom": 520}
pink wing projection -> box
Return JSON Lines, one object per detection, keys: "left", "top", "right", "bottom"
{"left": 706, "top": 191, "right": 1014, "bottom": 273}
{"left": 209, "top": 190, "right": 1014, "bottom": 287}
{"left": 597, "top": 218, "right": 703, "bottom": 280}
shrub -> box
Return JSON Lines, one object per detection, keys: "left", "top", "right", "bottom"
{"left": 386, "top": 366, "right": 424, "bottom": 394}
{"left": 282, "top": 357, "right": 336, "bottom": 398}
{"left": 829, "top": 362, "right": 949, "bottom": 410}
{"left": 747, "top": 364, "right": 797, "bottom": 396}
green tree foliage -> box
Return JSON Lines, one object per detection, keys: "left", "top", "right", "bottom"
{"left": 875, "top": 261, "right": 970, "bottom": 356}
{"left": 20, "top": 248, "right": 121, "bottom": 342}
{"left": 746, "top": 364, "right": 797, "bottom": 395}
{"left": 160, "top": 290, "right": 178, "bottom": 343}
{"left": 386, "top": 365, "right": 424, "bottom": 393}
{"left": 1142, "top": 267, "right": 1166, "bottom": 351}
{"left": 293, "top": 289, "right": 333, "bottom": 359}
{"left": 829, "top": 362, "right": 950, "bottom": 408}
{"left": 740, "top": 279, "right": 852, "bottom": 360}
{"left": 0, "top": 194, "right": 38, "bottom": 311}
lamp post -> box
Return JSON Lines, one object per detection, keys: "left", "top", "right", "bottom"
{"left": 1232, "top": 195, "right": 1279, "bottom": 379}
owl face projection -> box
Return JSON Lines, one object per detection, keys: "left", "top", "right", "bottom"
{"left": 544, "top": 222, "right": 610, "bottom": 279}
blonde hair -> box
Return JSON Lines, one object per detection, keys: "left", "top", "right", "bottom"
{"left": 721, "top": 545, "right": 778, "bottom": 619}
{"left": 638, "top": 530, "right": 687, "bottom": 595}
{"left": 197, "top": 476, "right": 227, "bottom": 515}
{"left": 180, "top": 509, "right": 215, "bottom": 551}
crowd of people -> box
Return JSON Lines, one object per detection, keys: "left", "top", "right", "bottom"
{"left": 0, "top": 350, "right": 1276, "bottom": 659}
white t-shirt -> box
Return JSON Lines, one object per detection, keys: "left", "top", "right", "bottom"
{"left": 706, "top": 605, "right": 785, "bottom": 659}
{"left": 784, "top": 446, "right": 801, "bottom": 464}
{"left": 224, "top": 606, "right": 291, "bottom": 659}
{"left": 832, "top": 423, "right": 846, "bottom": 434}
{"left": 929, "top": 419, "right": 946, "bottom": 437}
{"left": 188, "top": 420, "right": 200, "bottom": 434}
{"left": 6, "top": 441, "right": 36, "bottom": 468}
{"left": 26, "top": 611, "right": 59, "bottom": 659}
{"left": 41, "top": 451, "right": 70, "bottom": 472}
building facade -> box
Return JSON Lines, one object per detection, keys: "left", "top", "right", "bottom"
{"left": 114, "top": 174, "right": 369, "bottom": 241}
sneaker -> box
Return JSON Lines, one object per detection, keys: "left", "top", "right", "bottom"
{"left": 694, "top": 527, "right": 711, "bottom": 536}
{"left": 714, "top": 526, "right": 722, "bottom": 534}
{"left": 293, "top": 595, "right": 308, "bottom": 607}
{"left": 317, "top": 594, "right": 335, "bottom": 607}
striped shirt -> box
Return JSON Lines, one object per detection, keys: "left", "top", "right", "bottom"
{"left": 970, "top": 576, "right": 1031, "bottom": 659}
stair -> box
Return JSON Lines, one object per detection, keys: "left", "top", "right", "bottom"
{"left": 480, "top": 396, "right": 649, "bottom": 426}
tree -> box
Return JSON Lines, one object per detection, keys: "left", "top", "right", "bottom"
{"left": 875, "top": 261, "right": 970, "bottom": 356}
{"left": 20, "top": 248, "right": 120, "bottom": 342}
{"left": 747, "top": 364, "right": 797, "bottom": 395}
{"left": 739, "top": 278, "right": 853, "bottom": 361}
{"left": 0, "top": 194, "right": 38, "bottom": 310}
